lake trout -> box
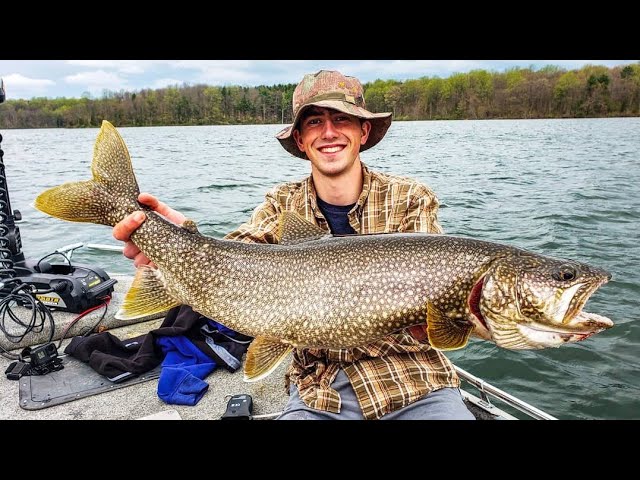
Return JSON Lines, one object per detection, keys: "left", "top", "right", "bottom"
{"left": 34, "top": 121, "right": 614, "bottom": 382}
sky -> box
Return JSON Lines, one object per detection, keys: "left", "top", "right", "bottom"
{"left": 0, "top": 60, "right": 637, "bottom": 101}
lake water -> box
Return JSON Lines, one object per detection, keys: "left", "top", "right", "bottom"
{"left": 2, "top": 118, "right": 639, "bottom": 420}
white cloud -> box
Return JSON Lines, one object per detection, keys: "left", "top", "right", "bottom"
{"left": 172, "top": 60, "right": 254, "bottom": 70}
{"left": 1, "top": 73, "right": 55, "bottom": 98}
{"left": 67, "top": 60, "right": 122, "bottom": 68}
{"left": 195, "top": 68, "right": 256, "bottom": 85}
{"left": 66, "top": 60, "right": 157, "bottom": 74}
{"left": 64, "top": 70, "right": 129, "bottom": 95}
{"left": 3, "top": 73, "right": 55, "bottom": 88}
{"left": 169, "top": 60, "right": 258, "bottom": 85}
{"left": 152, "top": 78, "right": 185, "bottom": 89}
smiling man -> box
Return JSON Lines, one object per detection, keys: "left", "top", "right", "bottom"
{"left": 113, "top": 70, "right": 475, "bottom": 419}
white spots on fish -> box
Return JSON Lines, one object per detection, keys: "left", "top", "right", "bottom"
{"left": 146, "top": 231, "right": 535, "bottom": 349}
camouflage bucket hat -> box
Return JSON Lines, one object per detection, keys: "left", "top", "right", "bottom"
{"left": 276, "top": 70, "right": 393, "bottom": 160}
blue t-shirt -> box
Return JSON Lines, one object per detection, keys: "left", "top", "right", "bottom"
{"left": 316, "top": 197, "right": 356, "bottom": 235}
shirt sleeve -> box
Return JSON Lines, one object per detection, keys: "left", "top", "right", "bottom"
{"left": 223, "top": 190, "right": 282, "bottom": 244}
{"left": 397, "top": 184, "right": 444, "bottom": 234}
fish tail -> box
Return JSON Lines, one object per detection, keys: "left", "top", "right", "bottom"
{"left": 34, "top": 120, "right": 140, "bottom": 227}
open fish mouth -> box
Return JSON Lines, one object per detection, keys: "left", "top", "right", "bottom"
{"left": 567, "top": 310, "right": 614, "bottom": 330}
{"left": 560, "top": 277, "right": 611, "bottom": 325}
{"left": 518, "top": 304, "right": 613, "bottom": 348}
{"left": 518, "top": 314, "right": 612, "bottom": 347}
{"left": 491, "top": 274, "right": 613, "bottom": 349}
{"left": 524, "top": 312, "right": 613, "bottom": 336}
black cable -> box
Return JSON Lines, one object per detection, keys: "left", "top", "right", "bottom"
{"left": 0, "top": 280, "right": 55, "bottom": 360}
{"left": 36, "top": 251, "right": 72, "bottom": 272}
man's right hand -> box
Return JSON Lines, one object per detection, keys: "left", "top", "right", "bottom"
{"left": 113, "top": 193, "right": 187, "bottom": 268}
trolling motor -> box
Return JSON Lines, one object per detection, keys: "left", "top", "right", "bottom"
{"left": 0, "top": 78, "right": 117, "bottom": 313}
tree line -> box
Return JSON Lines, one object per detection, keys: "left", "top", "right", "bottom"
{"left": 1, "top": 63, "right": 639, "bottom": 129}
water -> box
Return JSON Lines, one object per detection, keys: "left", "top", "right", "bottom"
{"left": 2, "top": 118, "right": 639, "bottom": 420}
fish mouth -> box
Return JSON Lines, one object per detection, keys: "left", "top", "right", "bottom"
{"left": 515, "top": 278, "right": 613, "bottom": 348}
{"left": 517, "top": 316, "right": 612, "bottom": 348}
{"left": 561, "top": 277, "right": 611, "bottom": 326}
{"left": 523, "top": 316, "right": 612, "bottom": 337}
{"left": 479, "top": 270, "right": 613, "bottom": 349}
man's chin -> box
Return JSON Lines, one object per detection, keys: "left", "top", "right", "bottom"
{"left": 311, "top": 158, "right": 351, "bottom": 176}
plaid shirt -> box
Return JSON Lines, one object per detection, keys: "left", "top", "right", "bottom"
{"left": 224, "top": 163, "right": 460, "bottom": 419}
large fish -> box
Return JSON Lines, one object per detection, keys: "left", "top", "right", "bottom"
{"left": 34, "top": 121, "right": 614, "bottom": 381}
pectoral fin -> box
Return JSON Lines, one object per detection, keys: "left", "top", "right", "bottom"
{"left": 244, "top": 336, "right": 293, "bottom": 382}
{"left": 181, "top": 219, "right": 200, "bottom": 234}
{"left": 115, "top": 266, "right": 180, "bottom": 320}
{"left": 426, "top": 301, "right": 474, "bottom": 350}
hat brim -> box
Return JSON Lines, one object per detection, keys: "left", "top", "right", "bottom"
{"left": 276, "top": 100, "right": 392, "bottom": 160}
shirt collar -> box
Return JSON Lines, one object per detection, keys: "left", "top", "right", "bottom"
{"left": 304, "top": 162, "right": 372, "bottom": 215}
{"left": 355, "top": 163, "right": 373, "bottom": 211}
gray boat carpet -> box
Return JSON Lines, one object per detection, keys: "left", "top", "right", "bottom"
{"left": 18, "top": 354, "right": 160, "bottom": 410}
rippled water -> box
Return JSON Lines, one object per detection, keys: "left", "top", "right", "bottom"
{"left": 2, "top": 118, "right": 639, "bottom": 419}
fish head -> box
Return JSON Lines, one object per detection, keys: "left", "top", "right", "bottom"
{"left": 476, "top": 254, "right": 613, "bottom": 349}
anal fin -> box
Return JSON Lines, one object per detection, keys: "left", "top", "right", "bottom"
{"left": 244, "top": 336, "right": 293, "bottom": 382}
{"left": 426, "top": 301, "right": 474, "bottom": 350}
{"left": 115, "top": 266, "right": 180, "bottom": 320}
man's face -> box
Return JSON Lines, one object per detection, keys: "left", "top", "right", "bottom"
{"left": 292, "top": 107, "right": 371, "bottom": 177}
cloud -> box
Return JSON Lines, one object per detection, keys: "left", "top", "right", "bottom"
{"left": 67, "top": 60, "right": 123, "bottom": 68}
{"left": 152, "top": 78, "right": 185, "bottom": 89}
{"left": 64, "top": 70, "right": 130, "bottom": 96}
{"left": 170, "top": 60, "right": 260, "bottom": 85}
{"left": 1, "top": 73, "right": 55, "bottom": 99}
{"left": 172, "top": 60, "right": 254, "bottom": 70}
{"left": 66, "top": 60, "right": 153, "bottom": 74}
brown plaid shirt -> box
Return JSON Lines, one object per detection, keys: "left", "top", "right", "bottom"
{"left": 224, "top": 163, "right": 460, "bottom": 419}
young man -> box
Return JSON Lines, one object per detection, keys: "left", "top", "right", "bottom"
{"left": 113, "top": 70, "right": 474, "bottom": 420}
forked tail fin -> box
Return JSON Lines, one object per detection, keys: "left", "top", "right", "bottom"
{"left": 34, "top": 120, "right": 141, "bottom": 227}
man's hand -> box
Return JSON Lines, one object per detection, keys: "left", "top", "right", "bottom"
{"left": 113, "top": 193, "right": 187, "bottom": 268}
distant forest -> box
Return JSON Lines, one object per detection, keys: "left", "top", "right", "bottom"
{"left": 1, "top": 63, "right": 639, "bottom": 129}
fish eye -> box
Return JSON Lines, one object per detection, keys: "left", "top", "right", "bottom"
{"left": 553, "top": 266, "right": 577, "bottom": 282}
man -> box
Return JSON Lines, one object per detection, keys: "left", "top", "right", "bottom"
{"left": 113, "top": 70, "right": 475, "bottom": 420}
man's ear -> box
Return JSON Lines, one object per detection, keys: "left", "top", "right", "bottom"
{"left": 293, "top": 129, "right": 305, "bottom": 153}
{"left": 360, "top": 120, "right": 372, "bottom": 145}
